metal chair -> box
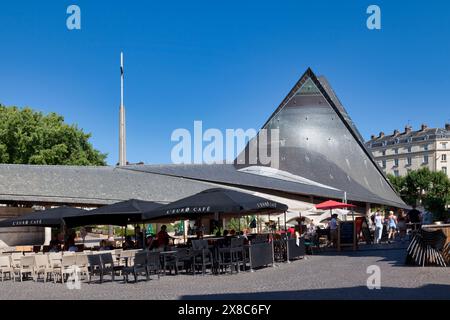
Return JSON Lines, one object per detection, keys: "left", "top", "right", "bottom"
{"left": 87, "top": 254, "right": 103, "bottom": 283}
{"left": 146, "top": 251, "right": 161, "bottom": 280}
{"left": 191, "top": 240, "right": 213, "bottom": 275}
{"left": 123, "top": 251, "right": 148, "bottom": 283}
{"left": 100, "top": 253, "right": 119, "bottom": 281}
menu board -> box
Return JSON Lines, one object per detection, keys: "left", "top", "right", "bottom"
{"left": 338, "top": 221, "right": 356, "bottom": 251}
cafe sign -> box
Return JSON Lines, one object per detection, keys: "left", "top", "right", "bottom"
{"left": 165, "top": 206, "right": 211, "bottom": 215}
{"left": 12, "top": 219, "right": 43, "bottom": 226}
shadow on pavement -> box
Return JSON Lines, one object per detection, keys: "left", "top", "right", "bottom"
{"left": 313, "top": 244, "right": 411, "bottom": 267}
{"left": 181, "top": 284, "right": 450, "bottom": 300}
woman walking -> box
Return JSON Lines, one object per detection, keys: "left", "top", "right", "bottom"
{"left": 387, "top": 211, "right": 397, "bottom": 244}
{"left": 374, "top": 211, "right": 383, "bottom": 244}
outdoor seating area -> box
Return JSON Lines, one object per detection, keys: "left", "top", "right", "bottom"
{"left": 0, "top": 232, "right": 307, "bottom": 284}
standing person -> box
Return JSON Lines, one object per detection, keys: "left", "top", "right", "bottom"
{"left": 329, "top": 214, "right": 339, "bottom": 248}
{"left": 79, "top": 227, "right": 87, "bottom": 244}
{"left": 157, "top": 225, "right": 170, "bottom": 249}
{"left": 421, "top": 210, "right": 433, "bottom": 225}
{"left": 397, "top": 214, "right": 407, "bottom": 242}
{"left": 407, "top": 205, "right": 421, "bottom": 230}
{"left": 374, "top": 211, "right": 384, "bottom": 244}
{"left": 387, "top": 211, "right": 397, "bottom": 244}
{"left": 134, "top": 226, "right": 144, "bottom": 249}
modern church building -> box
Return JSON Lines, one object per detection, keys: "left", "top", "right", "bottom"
{"left": 0, "top": 68, "right": 406, "bottom": 246}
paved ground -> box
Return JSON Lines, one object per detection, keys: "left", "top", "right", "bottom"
{"left": 1, "top": 245, "right": 449, "bottom": 300}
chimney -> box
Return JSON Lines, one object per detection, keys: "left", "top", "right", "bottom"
{"left": 379, "top": 131, "right": 385, "bottom": 138}
{"left": 393, "top": 129, "right": 399, "bottom": 136}
{"left": 421, "top": 124, "right": 428, "bottom": 131}
{"left": 370, "top": 134, "right": 376, "bottom": 140}
{"left": 445, "top": 123, "right": 450, "bottom": 131}
{"left": 405, "top": 125, "right": 412, "bottom": 134}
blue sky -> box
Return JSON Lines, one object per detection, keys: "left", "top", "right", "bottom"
{"left": 0, "top": 1, "right": 449, "bottom": 165}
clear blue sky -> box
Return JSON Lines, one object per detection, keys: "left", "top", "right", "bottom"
{"left": 0, "top": 1, "right": 449, "bottom": 165}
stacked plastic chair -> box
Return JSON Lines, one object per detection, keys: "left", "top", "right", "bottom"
{"left": 406, "top": 229, "right": 447, "bottom": 267}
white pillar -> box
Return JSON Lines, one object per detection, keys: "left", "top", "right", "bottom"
{"left": 44, "top": 227, "right": 52, "bottom": 245}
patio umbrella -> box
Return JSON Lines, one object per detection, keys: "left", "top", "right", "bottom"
{"left": 315, "top": 200, "right": 356, "bottom": 220}
{"left": 0, "top": 206, "right": 85, "bottom": 228}
{"left": 142, "top": 188, "right": 288, "bottom": 222}
{"left": 63, "top": 199, "right": 164, "bottom": 227}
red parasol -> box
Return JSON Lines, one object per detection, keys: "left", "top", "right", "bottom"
{"left": 315, "top": 200, "right": 357, "bottom": 221}
{"left": 315, "top": 200, "right": 356, "bottom": 210}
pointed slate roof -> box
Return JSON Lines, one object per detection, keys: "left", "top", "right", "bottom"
{"left": 234, "top": 68, "right": 404, "bottom": 206}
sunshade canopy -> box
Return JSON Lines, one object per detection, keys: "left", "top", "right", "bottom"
{"left": 315, "top": 200, "right": 356, "bottom": 210}
{"left": 142, "top": 188, "right": 288, "bottom": 221}
{"left": 0, "top": 206, "right": 85, "bottom": 228}
{"left": 64, "top": 199, "right": 163, "bottom": 227}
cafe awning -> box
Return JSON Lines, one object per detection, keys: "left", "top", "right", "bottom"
{"left": 142, "top": 188, "right": 288, "bottom": 221}
{"left": 0, "top": 206, "right": 85, "bottom": 228}
{"left": 64, "top": 199, "right": 164, "bottom": 227}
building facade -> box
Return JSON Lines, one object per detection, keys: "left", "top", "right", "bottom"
{"left": 0, "top": 68, "right": 407, "bottom": 246}
{"left": 366, "top": 124, "right": 450, "bottom": 178}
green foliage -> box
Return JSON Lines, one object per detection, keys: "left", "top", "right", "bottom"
{"left": 226, "top": 218, "right": 242, "bottom": 232}
{"left": 212, "top": 226, "right": 224, "bottom": 236}
{"left": 388, "top": 168, "right": 450, "bottom": 220}
{"left": 0, "top": 105, "right": 107, "bottom": 165}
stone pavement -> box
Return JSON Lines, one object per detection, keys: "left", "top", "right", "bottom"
{"left": 0, "top": 246, "right": 449, "bottom": 300}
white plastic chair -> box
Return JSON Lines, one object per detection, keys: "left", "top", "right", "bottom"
{"left": 0, "top": 256, "right": 13, "bottom": 282}
{"left": 17, "top": 256, "right": 36, "bottom": 282}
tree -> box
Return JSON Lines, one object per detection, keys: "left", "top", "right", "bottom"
{"left": 388, "top": 168, "right": 450, "bottom": 221}
{"left": 0, "top": 105, "right": 107, "bottom": 165}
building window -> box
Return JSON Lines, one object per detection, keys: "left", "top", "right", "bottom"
{"left": 394, "top": 159, "right": 399, "bottom": 167}
{"left": 394, "top": 148, "right": 399, "bottom": 155}
{"left": 443, "top": 167, "right": 447, "bottom": 174}
{"left": 423, "top": 155, "right": 429, "bottom": 164}
{"left": 442, "top": 154, "right": 447, "bottom": 162}
{"left": 394, "top": 170, "right": 400, "bottom": 177}
{"left": 424, "top": 144, "right": 429, "bottom": 151}
{"left": 407, "top": 157, "right": 412, "bottom": 166}
{"left": 407, "top": 146, "right": 412, "bottom": 153}
{"left": 382, "top": 160, "right": 386, "bottom": 168}
{"left": 382, "top": 150, "right": 386, "bottom": 156}
{"left": 441, "top": 143, "right": 447, "bottom": 149}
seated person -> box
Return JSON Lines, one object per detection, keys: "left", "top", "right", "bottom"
{"left": 49, "top": 235, "right": 60, "bottom": 252}
{"left": 68, "top": 244, "right": 79, "bottom": 252}
{"left": 64, "top": 233, "right": 76, "bottom": 251}
{"left": 122, "top": 236, "right": 135, "bottom": 250}
{"left": 99, "top": 239, "right": 112, "bottom": 251}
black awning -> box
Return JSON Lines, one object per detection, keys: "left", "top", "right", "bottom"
{"left": 142, "top": 188, "right": 288, "bottom": 221}
{"left": 63, "top": 199, "right": 164, "bottom": 227}
{"left": 0, "top": 206, "right": 85, "bottom": 228}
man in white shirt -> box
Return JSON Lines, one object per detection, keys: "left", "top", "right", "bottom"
{"left": 329, "top": 214, "right": 339, "bottom": 248}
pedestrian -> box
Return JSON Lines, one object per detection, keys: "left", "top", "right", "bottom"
{"left": 329, "top": 214, "right": 339, "bottom": 248}
{"left": 80, "top": 227, "right": 87, "bottom": 244}
{"left": 387, "top": 211, "right": 397, "bottom": 244}
{"left": 374, "top": 211, "right": 383, "bottom": 244}
{"left": 407, "top": 205, "right": 421, "bottom": 230}
{"left": 421, "top": 210, "right": 433, "bottom": 225}
{"left": 397, "top": 214, "right": 407, "bottom": 242}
